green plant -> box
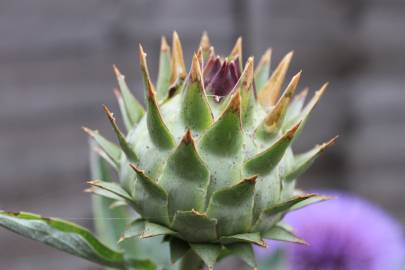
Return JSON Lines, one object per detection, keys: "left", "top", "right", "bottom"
{"left": 0, "top": 32, "right": 336, "bottom": 270}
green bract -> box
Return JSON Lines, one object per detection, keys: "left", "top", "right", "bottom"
{"left": 0, "top": 32, "right": 336, "bottom": 270}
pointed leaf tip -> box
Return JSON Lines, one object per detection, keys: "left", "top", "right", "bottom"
{"left": 246, "top": 122, "right": 300, "bottom": 176}
{"left": 170, "top": 31, "right": 186, "bottom": 83}
{"left": 259, "top": 49, "right": 272, "bottom": 67}
{"left": 129, "top": 164, "right": 170, "bottom": 225}
{"left": 258, "top": 51, "right": 294, "bottom": 107}
{"left": 182, "top": 129, "right": 193, "bottom": 144}
{"left": 112, "top": 64, "right": 122, "bottom": 79}
{"left": 190, "top": 54, "right": 203, "bottom": 82}
{"left": 230, "top": 36, "right": 242, "bottom": 60}
{"left": 320, "top": 135, "right": 338, "bottom": 151}
{"left": 160, "top": 36, "right": 170, "bottom": 52}
{"left": 200, "top": 31, "right": 210, "bottom": 50}
{"left": 129, "top": 163, "right": 142, "bottom": 174}
{"left": 264, "top": 71, "right": 302, "bottom": 133}
{"left": 284, "top": 135, "right": 337, "bottom": 181}
{"left": 262, "top": 224, "right": 308, "bottom": 245}
{"left": 112, "top": 65, "right": 144, "bottom": 128}
{"left": 240, "top": 57, "right": 255, "bottom": 90}
{"left": 103, "top": 105, "right": 137, "bottom": 162}
{"left": 229, "top": 90, "right": 241, "bottom": 112}
{"left": 181, "top": 56, "right": 213, "bottom": 132}
{"left": 139, "top": 44, "right": 153, "bottom": 86}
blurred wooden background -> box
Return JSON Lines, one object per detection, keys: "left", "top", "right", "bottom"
{"left": 0, "top": 0, "right": 404, "bottom": 269}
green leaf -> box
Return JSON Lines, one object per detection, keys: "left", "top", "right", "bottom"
{"left": 139, "top": 44, "right": 175, "bottom": 150}
{"left": 290, "top": 192, "right": 333, "bottom": 211}
{"left": 245, "top": 123, "right": 300, "bottom": 176}
{"left": 90, "top": 146, "right": 136, "bottom": 254}
{"left": 130, "top": 165, "right": 170, "bottom": 226}
{"left": 141, "top": 221, "right": 177, "bottom": 239}
{"left": 253, "top": 194, "right": 317, "bottom": 231}
{"left": 237, "top": 58, "right": 256, "bottom": 128}
{"left": 258, "top": 52, "right": 293, "bottom": 108}
{"left": 113, "top": 65, "right": 145, "bottom": 127}
{"left": 169, "top": 237, "right": 190, "bottom": 263}
{"left": 157, "top": 37, "right": 172, "bottom": 101}
{"left": 220, "top": 232, "right": 265, "bottom": 247}
{"left": 114, "top": 89, "right": 133, "bottom": 132}
{"left": 283, "top": 88, "right": 308, "bottom": 128}
{"left": 0, "top": 211, "right": 155, "bottom": 270}
{"left": 181, "top": 54, "right": 213, "bottom": 132}
{"left": 104, "top": 106, "right": 138, "bottom": 162}
{"left": 172, "top": 210, "right": 218, "bottom": 242}
{"left": 199, "top": 91, "right": 244, "bottom": 198}
{"left": 159, "top": 130, "right": 210, "bottom": 218}
{"left": 119, "top": 219, "right": 145, "bottom": 242}
{"left": 84, "top": 128, "right": 121, "bottom": 168}
{"left": 226, "top": 243, "right": 257, "bottom": 268}
{"left": 254, "top": 49, "right": 272, "bottom": 92}
{"left": 120, "top": 219, "right": 176, "bottom": 242}
{"left": 88, "top": 180, "right": 134, "bottom": 203}
{"left": 262, "top": 223, "right": 307, "bottom": 245}
{"left": 190, "top": 243, "right": 222, "bottom": 269}
{"left": 291, "top": 84, "right": 328, "bottom": 142}
{"left": 207, "top": 177, "right": 256, "bottom": 236}
{"left": 285, "top": 136, "right": 337, "bottom": 181}
{"left": 260, "top": 71, "right": 301, "bottom": 135}
{"left": 145, "top": 80, "right": 175, "bottom": 150}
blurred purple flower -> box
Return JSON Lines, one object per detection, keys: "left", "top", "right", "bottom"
{"left": 257, "top": 191, "right": 405, "bottom": 270}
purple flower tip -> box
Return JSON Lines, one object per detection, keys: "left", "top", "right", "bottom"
{"left": 203, "top": 56, "right": 241, "bottom": 98}
{"left": 256, "top": 190, "right": 405, "bottom": 270}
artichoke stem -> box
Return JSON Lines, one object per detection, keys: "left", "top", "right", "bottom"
{"left": 179, "top": 250, "right": 204, "bottom": 270}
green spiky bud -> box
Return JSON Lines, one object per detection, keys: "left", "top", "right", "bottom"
{"left": 86, "top": 32, "right": 337, "bottom": 269}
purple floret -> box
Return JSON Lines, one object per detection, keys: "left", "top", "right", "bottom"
{"left": 256, "top": 191, "right": 405, "bottom": 270}
{"left": 203, "top": 56, "right": 241, "bottom": 98}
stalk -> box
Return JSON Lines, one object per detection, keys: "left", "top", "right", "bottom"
{"left": 179, "top": 251, "right": 205, "bottom": 270}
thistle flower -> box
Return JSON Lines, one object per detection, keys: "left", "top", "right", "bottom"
{"left": 0, "top": 32, "right": 337, "bottom": 270}
{"left": 256, "top": 191, "right": 405, "bottom": 270}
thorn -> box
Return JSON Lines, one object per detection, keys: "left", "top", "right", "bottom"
{"left": 208, "top": 46, "right": 215, "bottom": 58}
{"left": 84, "top": 187, "right": 96, "bottom": 193}
{"left": 161, "top": 36, "right": 170, "bottom": 52}
{"left": 200, "top": 31, "right": 210, "bottom": 51}
{"left": 103, "top": 105, "right": 116, "bottom": 123}
{"left": 243, "top": 175, "right": 258, "bottom": 184}
{"left": 319, "top": 135, "right": 339, "bottom": 151}
{"left": 228, "top": 91, "right": 241, "bottom": 112}
{"left": 113, "top": 64, "right": 123, "bottom": 79}
{"left": 191, "top": 208, "right": 207, "bottom": 216}
{"left": 182, "top": 129, "right": 193, "bottom": 145}
{"left": 118, "top": 236, "right": 126, "bottom": 243}
{"left": 129, "top": 163, "right": 143, "bottom": 174}
{"left": 264, "top": 71, "right": 301, "bottom": 131}
{"left": 146, "top": 76, "right": 156, "bottom": 98}
{"left": 171, "top": 31, "right": 186, "bottom": 81}
{"left": 296, "top": 87, "right": 309, "bottom": 101}
{"left": 87, "top": 179, "right": 101, "bottom": 185}
{"left": 190, "top": 54, "right": 202, "bottom": 82}
{"left": 258, "top": 240, "right": 267, "bottom": 248}
{"left": 257, "top": 48, "right": 272, "bottom": 67}
{"left": 286, "top": 121, "right": 301, "bottom": 139}
{"left": 230, "top": 36, "right": 242, "bottom": 60}
{"left": 236, "top": 57, "right": 255, "bottom": 91}
{"left": 113, "top": 88, "right": 122, "bottom": 99}
{"left": 258, "top": 51, "right": 294, "bottom": 107}
{"left": 81, "top": 126, "right": 96, "bottom": 138}
{"left": 139, "top": 43, "right": 151, "bottom": 82}
{"left": 196, "top": 47, "right": 203, "bottom": 65}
